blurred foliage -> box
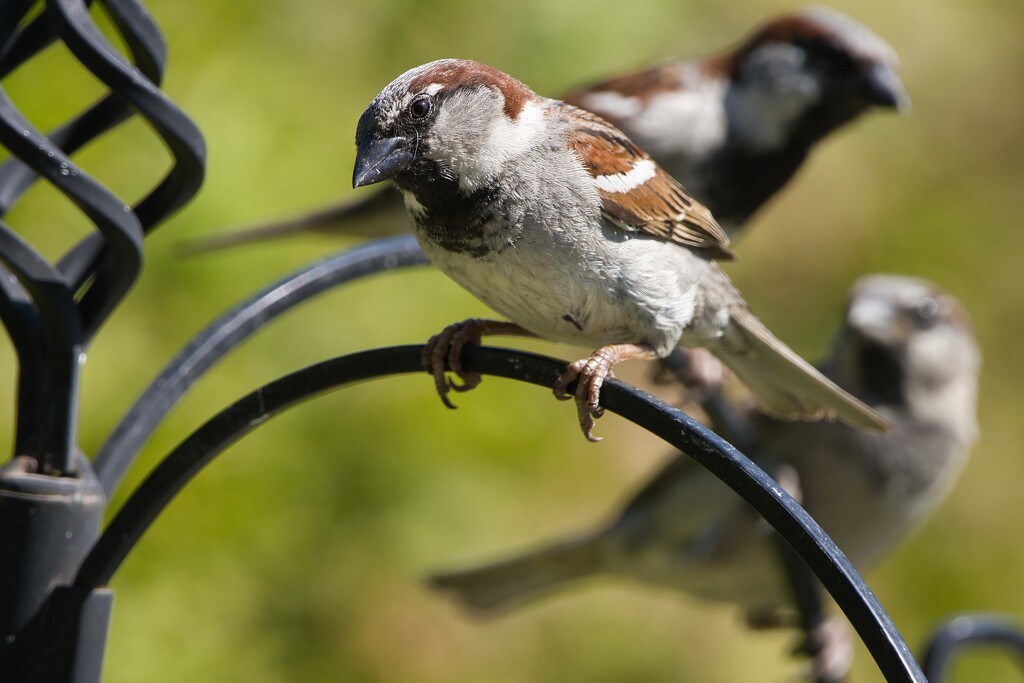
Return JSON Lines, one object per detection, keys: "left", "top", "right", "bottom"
{"left": 2, "top": 0, "right": 1024, "bottom": 681}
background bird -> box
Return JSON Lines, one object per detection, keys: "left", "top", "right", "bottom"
{"left": 183, "top": 7, "right": 907, "bottom": 253}
{"left": 429, "top": 274, "right": 979, "bottom": 676}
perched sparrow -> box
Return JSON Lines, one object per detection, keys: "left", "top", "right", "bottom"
{"left": 186, "top": 8, "right": 907, "bottom": 252}
{"left": 429, "top": 275, "right": 979, "bottom": 673}
{"left": 349, "top": 58, "right": 886, "bottom": 440}
{"left": 565, "top": 6, "right": 908, "bottom": 233}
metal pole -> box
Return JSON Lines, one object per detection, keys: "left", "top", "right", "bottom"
{"left": 0, "top": 453, "right": 106, "bottom": 681}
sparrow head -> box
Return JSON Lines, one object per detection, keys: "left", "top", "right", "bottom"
{"left": 722, "top": 8, "right": 910, "bottom": 149}
{"left": 353, "top": 59, "right": 544, "bottom": 193}
{"left": 826, "top": 275, "right": 979, "bottom": 431}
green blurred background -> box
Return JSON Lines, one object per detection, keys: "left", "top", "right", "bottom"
{"left": 3, "top": 0, "right": 1024, "bottom": 680}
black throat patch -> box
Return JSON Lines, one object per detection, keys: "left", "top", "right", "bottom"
{"left": 395, "top": 160, "right": 518, "bottom": 258}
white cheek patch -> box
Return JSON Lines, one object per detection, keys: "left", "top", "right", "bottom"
{"left": 643, "top": 84, "right": 729, "bottom": 158}
{"left": 594, "top": 159, "right": 656, "bottom": 193}
{"left": 587, "top": 77, "right": 728, "bottom": 162}
{"left": 454, "top": 98, "right": 545, "bottom": 193}
{"left": 847, "top": 296, "right": 898, "bottom": 344}
{"left": 486, "top": 100, "right": 544, "bottom": 160}
{"left": 579, "top": 91, "right": 644, "bottom": 120}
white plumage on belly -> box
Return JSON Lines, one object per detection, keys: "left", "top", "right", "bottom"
{"left": 414, "top": 219, "right": 702, "bottom": 357}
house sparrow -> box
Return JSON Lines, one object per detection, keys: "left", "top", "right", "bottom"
{"left": 429, "top": 274, "right": 979, "bottom": 674}
{"left": 185, "top": 8, "right": 907, "bottom": 252}
{"left": 565, "top": 6, "right": 908, "bottom": 233}
{"left": 349, "top": 58, "right": 887, "bottom": 440}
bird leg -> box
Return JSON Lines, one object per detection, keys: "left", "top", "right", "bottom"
{"left": 423, "top": 318, "right": 536, "bottom": 409}
{"left": 553, "top": 343, "right": 657, "bottom": 442}
{"left": 649, "top": 347, "right": 725, "bottom": 403}
{"left": 798, "top": 616, "right": 854, "bottom": 683}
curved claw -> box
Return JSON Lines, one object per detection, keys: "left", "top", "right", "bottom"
{"left": 449, "top": 373, "right": 482, "bottom": 393}
{"left": 552, "top": 360, "right": 582, "bottom": 401}
{"left": 555, "top": 353, "right": 615, "bottom": 441}
{"left": 422, "top": 319, "right": 491, "bottom": 409}
{"left": 554, "top": 343, "right": 657, "bottom": 442}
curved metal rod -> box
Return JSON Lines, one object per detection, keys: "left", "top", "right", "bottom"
{"left": 0, "top": 98, "right": 135, "bottom": 218}
{"left": 700, "top": 391, "right": 837, "bottom": 681}
{"left": 0, "top": 80, "right": 132, "bottom": 472}
{"left": 0, "top": 0, "right": 159, "bottom": 218}
{"left": 50, "top": 0, "right": 205, "bottom": 339}
{"left": 0, "top": 71, "right": 143, "bottom": 300}
{"left": 0, "top": 268, "right": 46, "bottom": 459}
{"left": 93, "top": 235, "right": 429, "bottom": 495}
{"left": 921, "top": 614, "right": 1024, "bottom": 682}
{"left": 0, "top": 228, "right": 82, "bottom": 470}
{"left": 76, "top": 344, "right": 926, "bottom": 682}
{"left": 0, "top": 0, "right": 196, "bottom": 468}
{"left": 0, "top": 0, "right": 95, "bottom": 77}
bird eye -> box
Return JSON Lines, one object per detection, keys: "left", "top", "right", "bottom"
{"left": 409, "top": 95, "right": 432, "bottom": 120}
{"left": 913, "top": 297, "right": 940, "bottom": 327}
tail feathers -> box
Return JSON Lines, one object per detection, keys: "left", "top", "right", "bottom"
{"left": 178, "top": 187, "right": 406, "bottom": 255}
{"left": 428, "top": 536, "right": 603, "bottom": 615}
{"left": 710, "top": 309, "right": 890, "bottom": 432}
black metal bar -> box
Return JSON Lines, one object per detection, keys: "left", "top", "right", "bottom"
{"left": 0, "top": 2, "right": 154, "bottom": 220}
{"left": 0, "top": 219, "right": 82, "bottom": 473}
{"left": 92, "top": 234, "right": 429, "bottom": 496}
{"left": 0, "top": 78, "right": 144, "bottom": 304}
{"left": 35, "top": 585, "right": 114, "bottom": 683}
{"left": 0, "top": 76, "right": 133, "bottom": 474}
{"left": 75, "top": 345, "right": 927, "bottom": 682}
{"left": 0, "top": 3, "right": 203, "bottom": 680}
{"left": 921, "top": 614, "right": 1024, "bottom": 682}
{"left": 700, "top": 388, "right": 840, "bottom": 682}
{"left": 0, "top": 453, "right": 106, "bottom": 681}
{"left": 776, "top": 537, "right": 844, "bottom": 682}
{"left": 0, "top": 0, "right": 37, "bottom": 69}
{"left": 0, "top": 0, "right": 205, "bottom": 471}
{"left": 0, "top": 271, "right": 45, "bottom": 460}
{"left": 0, "top": 2, "right": 98, "bottom": 78}
{"left": 49, "top": 0, "right": 205, "bottom": 340}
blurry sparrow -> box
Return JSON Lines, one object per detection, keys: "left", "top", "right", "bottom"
{"left": 429, "top": 275, "right": 979, "bottom": 673}
{"left": 565, "top": 6, "right": 908, "bottom": 233}
{"left": 349, "top": 58, "right": 887, "bottom": 440}
{"left": 186, "top": 8, "right": 906, "bottom": 252}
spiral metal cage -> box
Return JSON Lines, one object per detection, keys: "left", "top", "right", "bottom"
{"left": 0, "top": 2, "right": 1020, "bottom": 682}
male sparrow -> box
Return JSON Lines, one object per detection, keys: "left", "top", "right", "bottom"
{"left": 349, "top": 58, "right": 887, "bottom": 440}
{"left": 565, "top": 6, "right": 908, "bottom": 233}
{"left": 187, "top": 8, "right": 907, "bottom": 252}
{"left": 429, "top": 275, "right": 979, "bottom": 674}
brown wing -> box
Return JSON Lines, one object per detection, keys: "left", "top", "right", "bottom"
{"left": 563, "top": 61, "right": 686, "bottom": 105}
{"left": 560, "top": 104, "right": 733, "bottom": 260}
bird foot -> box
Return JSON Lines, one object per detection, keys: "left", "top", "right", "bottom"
{"left": 422, "top": 319, "right": 491, "bottom": 409}
{"left": 747, "top": 610, "right": 852, "bottom": 682}
{"left": 422, "top": 319, "right": 534, "bottom": 409}
{"left": 649, "top": 347, "right": 724, "bottom": 404}
{"left": 554, "top": 343, "right": 656, "bottom": 442}
{"left": 796, "top": 616, "right": 853, "bottom": 683}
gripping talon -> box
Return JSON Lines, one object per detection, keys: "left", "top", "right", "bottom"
{"left": 424, "top": 318, "right": 530, "bottom": 409}
{"left": 424, "top": 329, "right": 459, "bottom": 409}
{"left": 553, "top": 358, "right": 585, "bottom": 401}
{"left": 578, "top": 402, "right": 600, "bottom": 442}
{"left": 554, "top": 343, "right": 657, "bottom": 441}
{"left": 449, "top": 373, "right": 482, "bottom": 392}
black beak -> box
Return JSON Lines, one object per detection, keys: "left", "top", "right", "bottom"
{"left": 862, "top": 62, "right": 911, "bottom": 113}
{"left": 352, "top": 136, "right": 414, "bottom": 188}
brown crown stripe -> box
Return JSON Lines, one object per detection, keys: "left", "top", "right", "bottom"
{"left": 409, "top": 60, "right": 533, "bottom": 119}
